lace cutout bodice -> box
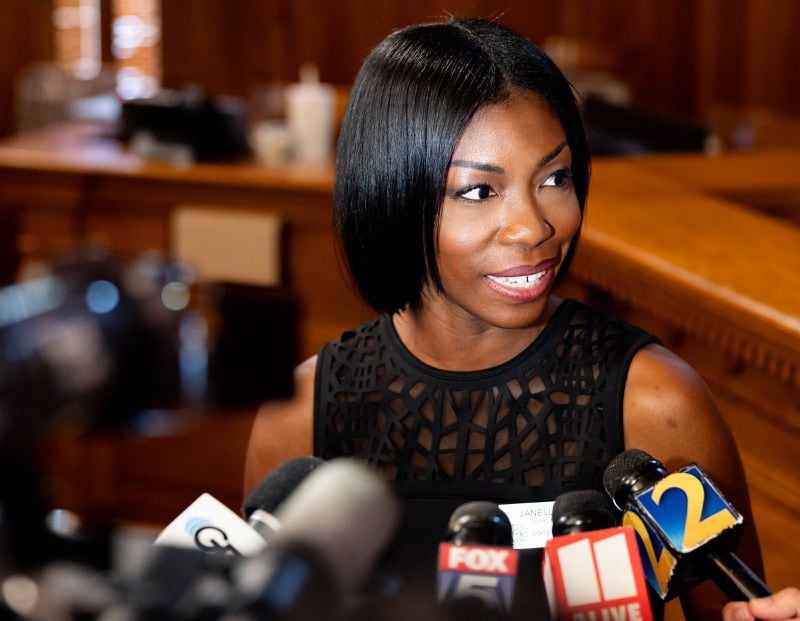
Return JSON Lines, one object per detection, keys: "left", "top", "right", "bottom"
{"left": 314, "top": 299, "right": 658, "bottom": 502}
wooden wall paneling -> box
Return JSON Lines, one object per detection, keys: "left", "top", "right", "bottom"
{"left": 227, "top": 0, "right": 288, "bottom": 94}
{"left": 278, "top": 0, "right": 341, "bottom": 84}
{"left": 742, "top": 0, "right": 800, "bottom": 115}
{"left": 161, "top": 0, "right": 286, "bottom": 96}
{"left": 272, "top": 0, "right": 496, "bottom": 85}
{"left": 5, "top": 0, "right": 800, "bottom": 138}
{"left": 634, "top": 0, "right": 701, "bottom": 117}
{"left": 0, "top": 0, "right": 53, "bottom": 137}
{"left": 547, "top": 0, "right": 701, "bottom": 117}
{"left": 692, "top": 0, "right": 722, "bottom": 119}
{"left": 335, "top": 0, "right": 405, "bottom": 80}
{"left": 467, "top": 0, "right": 562, "bottom": 45}
{"left": 712, "top": 0, "right": 752, "bottom": 106}
{"left": 160, "top": 1, "right": 239, "bottom": 95}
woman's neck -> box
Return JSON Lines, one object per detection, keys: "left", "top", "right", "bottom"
{"left": 392, "top": 295, "right": 561, "bottom": 371}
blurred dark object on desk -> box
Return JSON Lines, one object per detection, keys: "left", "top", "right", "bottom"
{"left": 706, "top": 103, "right": 800, "bottom": 152}
{"left": 120, "top": 88, "right": 252, "bottom": 164}
{"left": 583, "top": 94, "right": 708, "bottom": 155}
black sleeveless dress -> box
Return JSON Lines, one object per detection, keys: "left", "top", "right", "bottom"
{"left": 313, "top": 299, "right": 660, "bottom": 618}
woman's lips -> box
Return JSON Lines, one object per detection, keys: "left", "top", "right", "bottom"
{"left": 487, "top": 258, "right": 559, "bottom": 279}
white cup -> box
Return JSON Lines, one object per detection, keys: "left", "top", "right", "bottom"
{"left": 285, "top": 76, "right": 335, "bottom": 164}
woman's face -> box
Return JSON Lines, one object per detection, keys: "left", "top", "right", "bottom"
{"left": 430, "top": 89, "right": 581, "bottom": 331}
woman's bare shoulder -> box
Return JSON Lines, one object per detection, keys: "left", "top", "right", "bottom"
{"left": 243, "top": 355, "right": 318, "bottom": 495}
{"left": 622, "top": 343, "right": 763, "bottom": 617}
{"left": 622, "top": 343, "right": 730, "bottom": 470}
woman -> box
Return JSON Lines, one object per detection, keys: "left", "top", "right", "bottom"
{"left": 245, "top": 17, "right": 764, "bottom": 619}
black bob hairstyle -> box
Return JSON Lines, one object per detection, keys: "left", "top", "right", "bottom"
{"left": 334, "top": 17, "right": 590, "bottom": 314}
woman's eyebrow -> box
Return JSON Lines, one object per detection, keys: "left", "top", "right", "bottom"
{"left": 539, "top": 140, "right": 568, "bottom": 166}
{"left": 449, "top": 160, "right": 504, "bottom": 173}
{"left": 450, "top": 141, "right": 569, "bottom": 173}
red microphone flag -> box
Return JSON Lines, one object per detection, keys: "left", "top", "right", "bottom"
{"left": 543, "top": 526, "right": 654, "bottom": 621}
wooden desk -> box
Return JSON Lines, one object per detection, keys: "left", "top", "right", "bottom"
{"left": 1, "top": 124, "right": 798, "bottom": 592}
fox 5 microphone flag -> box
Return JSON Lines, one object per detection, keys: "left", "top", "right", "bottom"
{"left": 437, "top": 542, "right": 519, "bottom": 613}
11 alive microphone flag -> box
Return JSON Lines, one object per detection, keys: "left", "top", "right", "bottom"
{"left": 543, "top": 526, "right": 653, "bottom": 621}
{"left": 437, "top": 542, "right": 519, "bottom": 613}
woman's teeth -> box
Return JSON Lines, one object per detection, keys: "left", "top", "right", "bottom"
{"left": 487, "top": 271, "right": 546, "bottom": 289}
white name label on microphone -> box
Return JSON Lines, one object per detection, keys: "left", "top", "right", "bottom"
{"left": 498, "top": 501, "right": 555, "bottom": 549}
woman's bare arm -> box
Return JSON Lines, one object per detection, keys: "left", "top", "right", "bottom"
{"left": 243, "top": 355, "right": 317, "bottom": 497}
{"left": 623, "top": 344, "right": 764, "bottom": 620}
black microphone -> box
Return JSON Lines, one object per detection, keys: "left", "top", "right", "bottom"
{"left": 543, "top": 490, "right": 655, "bottom": 621}
{"left": 603, "top": 448, "right": 771, "bottom": 602}
{"left": 436, "top": 500, "right": 518, "bottom": 616}
{"left": 551, "top": 490, "right": 617, "bottom": 535}
{"left": 242, "top": 456, "right": 324, "bottom": 542}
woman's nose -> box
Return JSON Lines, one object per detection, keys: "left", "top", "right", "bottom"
{"left": 497, "top": 198, "right": 554, "bottom": 247}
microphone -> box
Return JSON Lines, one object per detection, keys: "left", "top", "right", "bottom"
{"left": 242, "top": 456, "right": 325, "bottom": 542}
{"left": 154, "top": 492, "right": 267, "bottom": 556}
{"left": 153, "top": 457, "right": 325, "bottom": 557}
{"left": 436, "top": 500, "right": 519, "bottom": 616}
{"left": 117, "top": 458, "right": 399, "bottom": 620}
{"left": 230, "top": 458, "right": 401, "bottom": 618}
{"left": 267, "top": 457, "right": 400, "bottom": 595}
{"left": 603, "top": 449, "right": 771, "bottom": 602}
{"left": 543, "top": 490, "right": 654, "bottom": 621}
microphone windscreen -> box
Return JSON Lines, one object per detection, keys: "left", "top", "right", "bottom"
{"left": 602, "top": 449, "right": 658, "bottom": 499}
{"left": 551, "top": 490, "right": 616, "bottom": 536}
{"left": 273, "top": 458, "right": 401, "bottom": 593}
{"left": 242, "top": 456, "right": 324, "bottom": 518}
{"left": 446, "top": 500, "right": 513, "bottom": 546}
{"left": 603, "top": 449, "right": 667, "bottom": 509}
{"left": 447, "top": 500, "right": 506, "bottom": 529}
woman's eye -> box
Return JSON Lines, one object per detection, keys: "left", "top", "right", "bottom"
{"left": 456, "top": 184, "right": 496, "bottom": 201}
{"left": 542, "top": 167, "right": 573, "bottom": 188}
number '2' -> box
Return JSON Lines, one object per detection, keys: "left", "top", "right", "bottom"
{"left": 649, "top": 472, "right": 738, "bottom": 551}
